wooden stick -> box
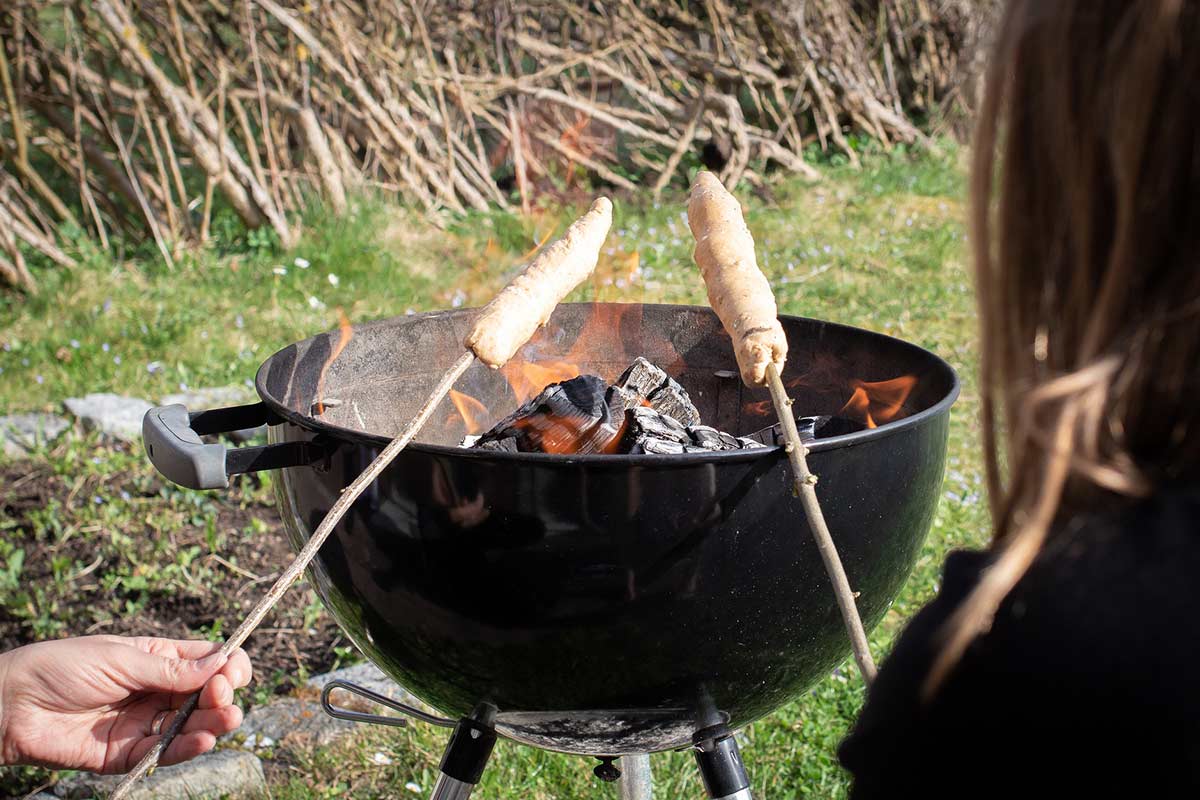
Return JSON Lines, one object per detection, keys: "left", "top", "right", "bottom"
{"left": 765, "top": 361, "right": 877, "bottom": 684}
{"left": 110, "top": 351, "right": 475, "bottom": 798}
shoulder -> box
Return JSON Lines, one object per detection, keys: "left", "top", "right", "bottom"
{"left": 840, "top": 488, "right": 1200, "bottom": 797}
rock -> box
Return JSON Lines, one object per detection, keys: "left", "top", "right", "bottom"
{"left": 160, "top": 385, "right": 255, "bottom": 411}
{"left": 237, "top": 698, "right": 356, "bottom": 749}
{"left": 53, "top": 749, "right": 265, "bottom": 799}
{"left": 307, "top": 662, "right": 419, "bottom": 704}
{"left": 231, "top": 663, "right": 424, "bottom": 755}
{"left": 0, "top": 412, "right": 70, "bottom": 457}
{"left": 63, "top": 394, "right": 153, "bottom": 442}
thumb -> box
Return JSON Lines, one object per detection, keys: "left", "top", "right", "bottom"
{"left": 118, "top": 646, "right": 228, "bottom": 695}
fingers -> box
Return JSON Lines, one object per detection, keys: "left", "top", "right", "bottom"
{"left": 129, "top": 638, "right": 251, "bottom": 690}
{"left": 115, "top": 644, "right": 228, "bottom": 695}
{"left": 126, "top": 731, "right": 219, "bottom": 769}
{"left": 220, "top": 647, "right": 252, "bottom": 689}
{"left": 129, "top": 636, "right": 223, "bottom": 661}
{"left": 199, "top": 673, "right": 233, "bottom": 709}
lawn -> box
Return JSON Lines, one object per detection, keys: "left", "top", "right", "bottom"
{"left": 0, "top": 143, "right": 988, "bottom": 798}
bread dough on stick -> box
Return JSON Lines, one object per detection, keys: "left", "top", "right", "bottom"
{"left": 466, "top": 197, "right": 613, "bottom": 368}
{"left": 687, "top": 171, "right": 787, "bottom": 386}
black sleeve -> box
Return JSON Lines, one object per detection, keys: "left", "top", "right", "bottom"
{"left": 838, "top": 492, "right": 1200, "bottom": 799}
{"left": 837, "top": 550, "right": 990, "bottom": 800}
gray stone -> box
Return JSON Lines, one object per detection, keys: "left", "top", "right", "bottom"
{"left": 227, "top": 663, "right": 423, "bottom": 755}
{"left": 63, "top": 394, "right": 153, "bottom": 442}
{"left": 161, "top": 385, "right": 255, "bottom": 411}
{"left": 0, "top": 412, "right": 70, "bottom": 457}
{"left": 53, "top": 749, "right": 265, "bottom": 799}
{"left": 237, "top": 698, "right": 356, "bottom": 749}
{"left": 307, "top": 661, "right": 418, "bottom": 703}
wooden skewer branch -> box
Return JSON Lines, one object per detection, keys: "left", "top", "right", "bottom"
{"left": 111, "top": 351, "right": 474, "bottom": 798}
{"left": 765, "top": 361, "right": 877, "bottom": 684}
{"left": 112, "top": 198, "right": 613, "bottom": 798}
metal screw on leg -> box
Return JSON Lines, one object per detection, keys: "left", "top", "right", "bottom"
{"left": 429, "top": 716, "right": 497, "bottom": 800}
{"left": 693, "top": 728, "right": 753, "bottom": 800}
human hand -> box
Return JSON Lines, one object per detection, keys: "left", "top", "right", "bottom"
{"left": 0, "top": 635, "right": 251, "bottom": 773}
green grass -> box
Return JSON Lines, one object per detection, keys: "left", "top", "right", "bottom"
{"left": 0, "top": 141, "right": 988, "bottom": 798}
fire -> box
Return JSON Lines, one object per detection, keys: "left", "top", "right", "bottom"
{"left": 839, "top": 376, "right": 917, "bottom": 429}
{"left": 511, "top": 412, "right": 626, "bottom": 455}
{"left": 447, "top": 304, "right": 650, "bottom": 449}
{"left": 448, "top": 390, "right": 490, "bottom": 435}
{"left": 314, "top": 309, "right": 354, "bottom": 416}
{"left": 500, "top": 360, "right": 581, "bottom": 405}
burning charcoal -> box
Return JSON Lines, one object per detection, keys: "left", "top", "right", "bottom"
{"left": 616, "top": 357, "right": 701, "bottom": 427}
{"left": 688, "top": 425, "right": 726, "bottom": 450}
{"left": 475, "top": 374, "right": 622, "bottom": 454}
{"left": 476, "top": 436, "right": 519, "bottom": 453}
{"left": 746, "top": 414, "right": 867, "bottom": 446}
{"left": 604, "top": 385, "right": 645, "bottom": 418}
{"left": 687, "top": 425, "right": 765, "bottom": 451}
{"left": 640, "top": 438, "right": 689, "bottom": 455}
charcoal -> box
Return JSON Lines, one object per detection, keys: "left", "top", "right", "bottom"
{"left": 745, "top": 414, "right": 868, "bottom": 446}
{"left": 686, "top": 425, "right": 765, "bottom": 452}
{"left": 604, "top": 385, "right": 645, "bottom": 418}
{"left": 616, "top": 357, "right": 701, "bottom": 426}
{"left": 688, "top": 425, "right": 725, "bottom": 450}
{"left": 475, "top": 374, "right": 622, "bottom": 454}
{"left": 467, "top": 359, "right": 757, "bottom": 457}
{"left": 476, "top": 436, "right": 519, "bottom": 453}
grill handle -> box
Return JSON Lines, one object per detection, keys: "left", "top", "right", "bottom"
{"left": 143, "top": 402, "right": 327, "bottom": 490}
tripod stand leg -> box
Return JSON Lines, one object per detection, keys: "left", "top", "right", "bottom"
{"left": 693, "top": 730, "right": 753, "bottom": 800}
{"left": 617, "top": 754, "right": 653, "bottom": 800}
{"left": 429, "top": 716, "right": 497, "bottom": 800}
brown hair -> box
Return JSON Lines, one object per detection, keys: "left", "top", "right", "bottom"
{"left": 926, "top": 0, "right": 1200, "bottom": 693}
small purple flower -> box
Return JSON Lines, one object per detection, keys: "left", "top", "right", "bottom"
{"left": 102, "top": 342, "right": 110, "bottom": 353}
{"left": 70, "top": 339, "right": 81, "bottom": 349}
{"left": 92, "top": 495, "right": 104, "bottom": 505}
{"left": 113, "top": 356, "right": 121, "bottom": 365}
{"left": 235, "top": 315, "right": 245, "bottom": 329}
{"left": 35, "top": 374, "right": 44, "bottom": 384}
{"left": 102, "top": 299, "right": 113, "bottom": 313}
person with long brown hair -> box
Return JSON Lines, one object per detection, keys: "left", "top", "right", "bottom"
{"left": 839, "top": 0, "right": 1200, "bottom": 795}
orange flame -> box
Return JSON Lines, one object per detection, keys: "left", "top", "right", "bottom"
{"left": 448, "top": 390, "right": 490, "bottom": 435}
{"left": 839, "top": 376, "right": 917, "bottom": 429}
{"left": 314, "top": 310, "right": 354, "bottom": 416}
{"left": 500, "top": 360, "right": 581, "bottom": 404}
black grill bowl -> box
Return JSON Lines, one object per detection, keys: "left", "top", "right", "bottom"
{"left": 242, "top": 304, "right": 956, "bottom": 754}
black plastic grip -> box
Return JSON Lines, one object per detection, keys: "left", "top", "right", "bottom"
{"left": 143, "top": 402, "right": 326, "bottom": 490}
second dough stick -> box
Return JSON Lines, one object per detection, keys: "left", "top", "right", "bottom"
{"left": 687, "top": 171, "right": 787, "bottom": 386}
{"left": 467, "top": 197, "right": 613, "bottom": 368}
{"left": 686, "top": 171, "right": 878, "bottom": 685}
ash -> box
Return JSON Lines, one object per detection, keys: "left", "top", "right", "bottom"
{"left": 470, "top": 357, "right": 764, "bottom": 455}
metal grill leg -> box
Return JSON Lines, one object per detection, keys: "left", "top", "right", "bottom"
{"left": 428, "top": 716, "right": 497, "bottom": 800}
{"left": 617, "top": 754, "right": 653, "bottom": 800}
{"left": 693, "top": 729, "right": 753, "bottom": 800}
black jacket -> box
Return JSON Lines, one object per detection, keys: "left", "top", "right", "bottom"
{"left": 839, "top": 490, "right": 1200, "bottom": 798}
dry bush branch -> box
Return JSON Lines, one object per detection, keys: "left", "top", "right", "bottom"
{"left": 0, "top": 0, "right": 996, "bottom": 291}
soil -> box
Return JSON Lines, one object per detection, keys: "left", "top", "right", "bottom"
{"left": 0, "top": 458, "right": 346, "bottom": 689}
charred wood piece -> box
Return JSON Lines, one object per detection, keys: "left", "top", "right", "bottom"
{"left": 615, "top": 357, "right": 701, "bottom": 427}
{"left": 476, "top": 375, "right": 622, "bottom": 454}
